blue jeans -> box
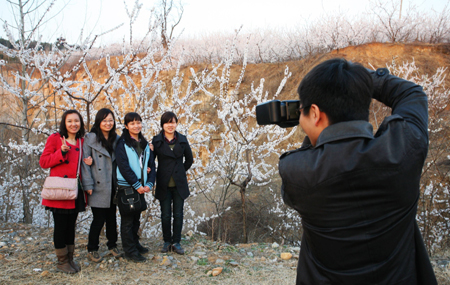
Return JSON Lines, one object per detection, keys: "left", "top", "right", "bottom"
{"left": 160, "top": 187, "right": 184, "bottom": 243}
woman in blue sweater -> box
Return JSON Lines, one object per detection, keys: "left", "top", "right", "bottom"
{"left": 115, "top": 112, "right": 156, "bottom": 262}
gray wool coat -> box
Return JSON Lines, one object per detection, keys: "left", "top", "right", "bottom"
{"left": 81, "top": 132, "right": 119, "bottom": 208}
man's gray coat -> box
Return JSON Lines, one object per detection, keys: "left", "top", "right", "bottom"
{"left": 81, "top": 132, "right": 119, "bottom": 208}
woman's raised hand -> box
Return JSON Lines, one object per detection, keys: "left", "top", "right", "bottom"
{"left": 83, "top": 156, "right": 93, "bottom": 166}
{"left": 60, "top": 137, "right": 70, "bottom": 152}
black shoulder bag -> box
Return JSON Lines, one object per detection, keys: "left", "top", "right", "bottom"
{"left": 117, "top": 186, "right": 147, "bottom": 214}
{"left": 116, "top": 151, "right": 147, "bottom": 214}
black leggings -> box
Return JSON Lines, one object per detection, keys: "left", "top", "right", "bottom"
{"left": 52, "top": 211, "right": 78, "bottom": 249}
{"left": 87, "top": 205, "right": 118, "bottom": 251}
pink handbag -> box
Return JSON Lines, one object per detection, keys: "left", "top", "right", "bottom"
{"left": 41, "top": 139, "right": 82, "bottom": 200}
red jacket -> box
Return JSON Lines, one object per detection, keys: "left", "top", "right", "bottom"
{"left": 40, "top": 133, "right": 85, "bottom": 209}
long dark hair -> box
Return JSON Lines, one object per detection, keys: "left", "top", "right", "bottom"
{"left": 59, "top": 110, "right": 85, "bottom": 139}
{"left": 121, "top": 112, "right": 147, "bottom": 149}
{"left": 90, "top": 108, "right": 116, "bottom": 153}
{"left": 160, "top": 111, "right": 178, "bottom": 133}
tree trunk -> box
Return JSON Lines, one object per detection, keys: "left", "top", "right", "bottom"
{"left": 241, "top": 188, "right": 247, "bottom": 243}
{"left": 19, "top": 0, "right": 32, "bottom": 224}
{"left": 86, "top": 102, "right": 91, "bottom": 131}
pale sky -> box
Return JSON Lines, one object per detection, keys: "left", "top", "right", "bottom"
{"left": 0, "top": 0, "right": 448, "bottom": 46}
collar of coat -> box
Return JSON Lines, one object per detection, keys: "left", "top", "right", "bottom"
{"left": 281, "top": 115, "right": 405, "bottom": 159}
{"left": 84, "top": 132, "right": 119, "bottom": 157}
{"left": 153, "top": 131, "right": 187, "bottom": 144}
{"left": 153, "top": 131, "right": 187, "bottom": 158}
{"left": 314, "top": 120, "right": 374, "bottom": 148}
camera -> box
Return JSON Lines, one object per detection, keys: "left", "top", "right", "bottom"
{"left": 256, "top": 100, "right": 300, "bottom": 128}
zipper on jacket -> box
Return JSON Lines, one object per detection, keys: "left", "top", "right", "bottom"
{"left": 129, "top": 145, "right": 148, "bottom": 183}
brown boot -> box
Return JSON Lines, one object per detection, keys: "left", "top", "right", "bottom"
{"left": 55, "top": 247, "right": 77, "bottom": 274}
{"left": 67, "top": 245, "right": 81, "bottom": 272}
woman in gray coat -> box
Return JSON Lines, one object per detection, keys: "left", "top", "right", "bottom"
{"left": 81, "top": 108, "right": 121, "bottom": 263}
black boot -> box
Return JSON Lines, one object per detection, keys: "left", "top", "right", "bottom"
{"left": 136, "top": 243, "right": 149, "bottom": 254}
{"left": 124, "top": 252, "right": 146, "bottom": 262}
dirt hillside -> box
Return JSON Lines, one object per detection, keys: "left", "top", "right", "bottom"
{"left": 253, "top": 42, "right": 450, "bottom": 102}
{"left": 68, "top": 42, "right": 450, "bottom": 104}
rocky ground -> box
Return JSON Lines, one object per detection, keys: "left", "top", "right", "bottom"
{"left": 1, "top": 222, "right": 450, "bottom": 284}
{"left": 0, "top": 222, "right": 297, "bottom": 284}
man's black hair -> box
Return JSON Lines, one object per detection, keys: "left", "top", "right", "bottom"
{"left": 90, "top": 108, "right": 117, "bottom": 154}
{"left": 298, "top": 58, "right": 373, "bottom": 124}
{"left": 59, "top": 109, "right": 85, "bottom": 139}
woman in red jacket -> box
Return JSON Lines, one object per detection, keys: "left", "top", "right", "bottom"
{"left": 40, "top": 110, "right": 87, "bottom": 274}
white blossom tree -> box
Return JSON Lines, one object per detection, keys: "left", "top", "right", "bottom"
{"left": 190, "top": 34, "right": 298, "bottom": 242}
{"left": 0, "top": 0, "right": 81, "bottom": 223}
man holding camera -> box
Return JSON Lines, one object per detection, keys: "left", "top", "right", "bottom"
{"left": 279, "top": 58, "right": 437, "bottom": 284}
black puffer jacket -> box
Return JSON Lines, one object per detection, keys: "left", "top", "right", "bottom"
{"left": 152, "top": 131, "right": 193, "bottom": 200}
{"left": 279, "top": 68, "right": 436, "bottom": 284}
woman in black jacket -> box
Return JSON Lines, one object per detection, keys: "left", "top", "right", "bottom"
{"left": 152, "top": 112, "right": 193, "bottom": 254}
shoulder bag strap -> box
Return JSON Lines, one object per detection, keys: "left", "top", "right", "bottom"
{"left": 141, "top": 150, "right": 145, "bottom": 186}
{"left": 76, "top": 139, "right": 82, "bottom": 179}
